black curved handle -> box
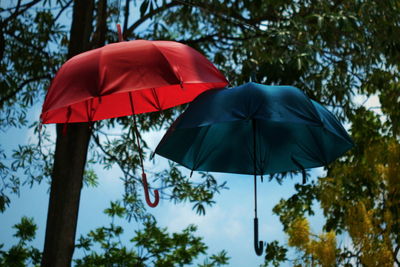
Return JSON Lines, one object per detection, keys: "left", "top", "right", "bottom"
{"left": 254, "top": 218, "right": 264, "bottom": 256}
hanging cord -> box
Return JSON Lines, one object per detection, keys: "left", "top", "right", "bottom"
{"left": 252, "top": 119, "right": 263, "bottom": 256}
{"left": 86, "top": 98, "right": 95, "bottom": 130}
{"left": 128, "top": 92, "right": 159, "bottom": 208}
{"left": 62, "top": 106, "right": 72, "bottom": 135}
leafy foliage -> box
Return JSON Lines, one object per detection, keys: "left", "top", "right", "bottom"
{"left": 0, "top": 216, "right": 41, "bottom": 267}
{"left": 262, "top": 241, "right": 287, "bottom": 267}
{"left": 0, "top": 203, "right": 229, "bottom": 267}
{"left": 288, "top": 217, "right": 337, "bottom": 266}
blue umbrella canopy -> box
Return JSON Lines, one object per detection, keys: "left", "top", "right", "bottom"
{"left": 155, "top": 82, "right": 353, "bottom": 175}
{"left": 155, "top": 82, "right": 353, "bottom": 256}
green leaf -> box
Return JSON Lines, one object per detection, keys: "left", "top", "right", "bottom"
{"left": 13, "top": 217, "right": 37, "bottom": 242}
{"left": 264, "top": 241, "right": 287, "bottom": 267}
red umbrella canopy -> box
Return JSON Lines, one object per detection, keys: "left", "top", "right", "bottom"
{"left": 40, "top": 40, "right": 228, "bottom": 124}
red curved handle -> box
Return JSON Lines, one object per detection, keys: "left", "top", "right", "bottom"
{"left": 142, "top": 173, "right": 159, "bottom": 208}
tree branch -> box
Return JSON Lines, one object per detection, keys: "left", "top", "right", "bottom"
{"left": 178, "top": 32, "right": 265, "bottom": 46}
{"left": 177, "top": 34, "right": 218, "bottom": 45}
{"left": 123, "top": 0, "right": 130, "bottom": 34}
{"left": 54, "top": 0, "right": 73, "bottom": 22}
{"left": 5, "top": 30, "right": 52, "bottom": 60}
{"left": 0, "top": 75, "right": 51, "bottom": 109}
{"left": 92, "top": 0, "right": 107, "bottom": 48}
{"left": 0, "top": 26, "right": 4, "bottom": 62}
{"left": 91, "top": 132, "right": 141, "bottom": 184}
{"left": 124, "top": 1, "right": 180, "bottom": 37}
{"left": 394, "top": 245, "right": 399, "bottom": 266}
{"left": 1, "top": 0, "right": 41, "bottom": 27}
{"left": 174, "top": 0, "right": 260, "bottom": 31}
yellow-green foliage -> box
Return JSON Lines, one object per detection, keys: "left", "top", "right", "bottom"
{"left": 287, "top": 217, "right": 336, "bottom": 267}
{"left": 288, "top": 217, "right": 310, "bottom": 248}
{"left": 317, "top": 138, "right": 400, "bottom": 266}
{"left": 309, "top": 231, "right": 336, "bottom": 267}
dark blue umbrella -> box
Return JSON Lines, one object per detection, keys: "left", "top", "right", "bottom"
{"left": 155, "top": 82, "right": 353, "bottom": 255}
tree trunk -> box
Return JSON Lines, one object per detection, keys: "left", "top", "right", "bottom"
{"left": 41, "top": 1, "right": 94, "bottom": 266}
{"left": 41, "top": 124, "right": 91, "bottom": 267}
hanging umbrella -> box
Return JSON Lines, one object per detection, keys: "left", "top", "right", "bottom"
{"left": 155, "top": 82, "right": 353, "bottom": 255}
{"left": 40, "top": 39, "right": 228, "bottom": 207}
{"left": 41, "top": 40, "right": 227, "bottom": 123}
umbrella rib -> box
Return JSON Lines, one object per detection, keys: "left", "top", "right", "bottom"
{"left": 305, "top": 125, "right": 328, "bottom": 165}
{"left": 85, "top": 98, "right": 97, "bottom": 125}
{"left": 291, "top": 155, "right": 307, "bottom": 184}
{"left": 256, "top": 122, "right": 269, "bottom": 176}
{"left": 151, "top": 43, "right": 183, "bottom": 84}
{"left": 191, "top": 125, "right": 213, "bottom": 171}
{"left": 62, "top": 106, "right": 72, "bottom": 135}
{"left": 151, "top": 88, "right": 162, "bottom": 111}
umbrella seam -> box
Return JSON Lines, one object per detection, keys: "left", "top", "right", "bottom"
{"left": 190, "top": 125, "right": 214, "bottom": 171}
{"left": 150, "top": 42, "right": 184, "bottom": 85}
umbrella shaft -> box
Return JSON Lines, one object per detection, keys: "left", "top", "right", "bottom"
{"left": 254, "top": 173, "right": 258, "bottom": 218}
{"left": 253, "top": 119, "right": 258, "bottom": 218}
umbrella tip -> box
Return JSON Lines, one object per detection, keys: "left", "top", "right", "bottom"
{"left": 302, "top": 169, "right": 307, "bottom": 184}
{"left": 116, "top": 24, "right": 123, "bottom": 42}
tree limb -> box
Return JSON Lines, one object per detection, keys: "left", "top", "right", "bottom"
{"left": 123, "top": 0, "right": 130, "bottom": 34}
{"left": 92, "top": 0, "right": 107, "bottom": 48}
{"left": 178, "top": 32, "right": 265, "bottom": 46}
{"left": 54, "top": 0, "right": 73, "bottom": 22}
{"left": 91, "top": 131, "right": 141, "bottom": 184}
{"left": 174, "top": 0, "right": 260, "bottom": 31}
{"left": 5, "top": 30, "right": 51, "bottom": 60}
{"left": 124, "top": 1, "right": 180, "bottom": 37}
{"left": 177, "top": 34, "right": 218, "bottom": 45}
{"left": 1, "top": 0, "right": 41, "bottom": 27}
{"left": 0, "top": 75, "right": 51, "bottom": 109}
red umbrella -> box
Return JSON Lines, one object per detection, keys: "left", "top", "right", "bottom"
{"left": 41, "top": 40, "right": 227, "bottom": 123}
{"left": 40, "top": 38, "right": 228, "bottom": 207}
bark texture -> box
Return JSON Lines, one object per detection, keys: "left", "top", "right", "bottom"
{"left": 41, "top": 1, "right": 95, "bottom": 266}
